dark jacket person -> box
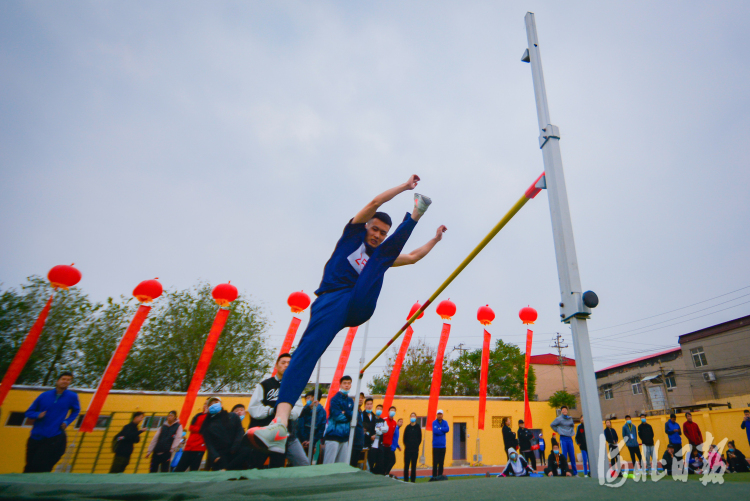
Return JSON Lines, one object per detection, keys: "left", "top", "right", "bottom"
{"left": 110, "top": 412, "right": 146, "bottom": 473}
{"left": 200, "top": 398, "right": 244, "bottom": 470}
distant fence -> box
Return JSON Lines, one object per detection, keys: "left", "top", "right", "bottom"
{"left": 57, "top": 411, "right": 178, "bottom": 474}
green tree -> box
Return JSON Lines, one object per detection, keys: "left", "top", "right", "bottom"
{"left": 548, "top": 390, "right": 577, "bottom": 410}
{"left": 446, "top": 338, "right": 536, "bottom": 400}
{"left": 118, "top": 282, "right": 271, "bottom": 392}
{"left": 0, "top": 277, "right": 95, "bottom": 386}
{"left": 368, "top": 338, "right": 441, "bottom": 395}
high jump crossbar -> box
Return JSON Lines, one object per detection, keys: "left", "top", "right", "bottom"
{"left": 359, "top": 172, "right": 546, "bottom": 375}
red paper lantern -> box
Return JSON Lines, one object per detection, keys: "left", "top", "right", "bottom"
{"left": 519, "top": 306, "right": 538, "bottom": 325}
{"left": 133, "top": 278, "right": 163, "bottom": 303}
{"left": 436, "top": 299, "right": 456, "bottom": 320}
{"left": 477, "top": 305, "right": 495, "bottom": 326}
{"left": 212, "top": 282, "right": 238, "bottom": 307}
{"left": 407, "top": 301, "right": 425, "bottom": 321}
{"left": 47, "top": 264, "right": 82, "bottom": 290}
{"left": 287, "top": 291, "right": 311, "bottom": 314}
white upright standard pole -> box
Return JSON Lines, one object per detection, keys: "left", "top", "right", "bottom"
{"left": 346, "top": 320, "right": 370, "bottom": 465}
{"left": 307, "top": 358, "right": 322, "bottom": 464}
{"left": 523, "top": 11, "right": 603, "bottom": 479}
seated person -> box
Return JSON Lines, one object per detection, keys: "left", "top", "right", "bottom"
{"left": 726, "top": 441, "right": 749, "bottom": 473}
{"left": 661, "top": 443, "right": 676, "bottom": 475}
{"left": 706, "top": 444, "right": 726, "bottom": 472}
{"left": 499, "top": 448, "right": 535, "bottom": 477}
{"left": 687, "top": 448, "right": 704, "bottom": 474}
{"left": 544, "top": 444, "right": 572, "bottom": 477}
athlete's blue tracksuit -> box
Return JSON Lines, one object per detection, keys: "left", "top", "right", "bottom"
{"left": 277, "top": 213, "right": 417, "bottom": 406}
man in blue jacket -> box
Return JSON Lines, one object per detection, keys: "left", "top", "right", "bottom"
{"left": 740, "top": 410, "right": 750, "bottom": 448}
{"left": 431, "top": 410, "right": 450, "bottom": 480}
{"left": 23, "top": 372, "right": 80, "bottom": 473}
{"left": 323, "top": 376, "right": 354, "bottom": 464}
{"left": 665, "top": 413, "right": 682, "bottom": 449}
{"left": 621, "top": 415, "right": 642, "bottom": 469}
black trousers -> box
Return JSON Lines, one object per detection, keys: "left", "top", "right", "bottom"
{"left": 369, "top": 446, "right": 384, "bottom": 474}
{"left": 608, "top": 444, "right": 620, "bottom": 467}
{"left": 109, "top": 454, "right": 130, "bottom": 473}
{"left": 522, "top": 450, "right": 537, "bottom": 471}
{"left": 539, "top": 450, "right": 546, "bottom": 465}
{"left": 349, "top": 445, "right": 364, "bottom": 468}
{"left": 173, "top": 450, "right": 204, "bottom": 472}
{"left": 404, "top": 449, "right": 419, "bottom": 482}
{"left": 149, "top": 451, "right": 171, "bottom": 472}
{"left": 544, "top": 465, "right": 566, "bottom": 476}
{"left": 24, "top": 434, "right": 67, "bottom": 473}
{"left": 382, "top": 448, "right": 396, "bottom": 475}
{"left": 627, "top": 445, "right": 642, "bottom": 466}
{"left": 432, "top": 448, "right": 446, "bottom": 477}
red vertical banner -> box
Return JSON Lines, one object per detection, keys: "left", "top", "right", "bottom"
{"left": 426, "top": 323, "right": 451, "bottom": 431}
{"left": 478, "top": 329, "right": 491, "bottom": 431}
{"left": 325, "top": 327, "right": 358, "bottom": 414}
{"left": 272, "top": 316, "right": 302, "bottom": 377}
{"left": 179, "top": 308, "right": 231, "bottom": 425}
{"left": 524, "top": 328, "right": 533, "bottom": 428}
{"left": 80, "top": 304, "right": 151, "bottom": 432}
{"left": 382, "top": 326, "right": 413, "bottom": 412}
{"left": 0, "top": 294, "right": 54, "bottom": 407}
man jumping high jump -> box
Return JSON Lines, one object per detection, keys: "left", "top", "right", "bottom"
{"left": 247, "top": 174, "right": 446, "bottom": 453}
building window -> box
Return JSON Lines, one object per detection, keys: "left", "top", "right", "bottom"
{"left": 5, "top": 412, "right": 34, "bottom": 427}
{"left": 74, "top": 414, "right": 111, "bottom": 430}
{"left": 492, "top": 416, "right": 508, "bottom": 429}
{"left": 665, "top": 375, "right": 677, "bottom": 389}
{"left": 631, "top": 379, "right": 643, "bottom": 395}
{"left": 603, "top": 384, "right": 613, "bottom": 400}
{"left": 417, "top": 416, "right": 427, "bottom": 428}
{"left": 691, "top": 347, "right": 707, "bottom": 367}
{"left": 142, "top": 415, "right": 168, "bottom": 429}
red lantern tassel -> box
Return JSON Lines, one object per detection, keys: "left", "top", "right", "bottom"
{"left": 0, "top": 294, "right": 54, "bottom": 407}
{"left": 524, "top": 328, "right": 533, "bottom": 428}
{"left": 325, "top": 327, "right": 358, "bottom": 415}
{"left": 179, "top": 308, "right": 231, "bottom": 425}
{"left": 272, "top": 316, "right": 302, "bottom": 377}
{"left": 382, "top": 326, "right": 413, "bottom": 412}
{"left": 478, "top": 328, "right": 491, "bottom": 431}
{"left": 427, "top": 322, "right": 451, "bottom": 431}
{"left": 80, "top": 304, "right": 151, "bottom": 432}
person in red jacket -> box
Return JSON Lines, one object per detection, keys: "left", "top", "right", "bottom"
{"left": 683, "top": 412, "right": 704, "bottom": 452}
{"left": 381, "top": 406, "right": 398, "bottom": 476}
{"left": 173, "top": 401, "right": 209, "bottom": 472}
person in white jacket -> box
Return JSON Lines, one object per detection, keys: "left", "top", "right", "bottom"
{"left": 369, "top": 405, "right": 389, "bottom": 474}
{"left": 146, "top": 411, "right": 183, "bottom": 472}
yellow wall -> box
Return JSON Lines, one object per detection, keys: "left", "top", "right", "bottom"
{"left": 604, "top": 409, "right": 750, "bottom": 458}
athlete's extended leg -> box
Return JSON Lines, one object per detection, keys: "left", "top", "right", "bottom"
{"left": 248, "top": 290, "right": 349, "bottom": 453}
{"left": 345, "top": 213, "right": 417, "bottom": 326}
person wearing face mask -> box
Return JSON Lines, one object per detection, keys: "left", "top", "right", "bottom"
{"left": 403, "top": 413, "right": 422, "bottom": 482}
{"left": 231, "top": 404, "right": 247, "bottom": 428}
{"left": 350, "top": 393, "right": 366, "bottom": 468}
{"left": 726, "top": 440, "right": 749, "bottom": 473}
{"left": 380, "top": 406, "right": 398, "bottom": 475}
{"left": 297, "top": 390, "right": 327, "bottom": 459}
{"left": 370, "top": 405, "right": 389, "bottom": 474}
{"left": 430, "top": 410, "right": 450, "bottom": 481}
{"left": 199, "top": 398, "right": 244, "bottom": 470}
{"left": 517, "top": 420, "right": 536, "bottom": 472}
{"left": 499, "top": 447, "right": 535, "bottom": 477}
{"left": 622, "top": 415, "right": 642, "bottom": 469}
{"left": 538, "top": 431, "right": 546, "bottom": 466}
{"left": 146, "top": 410, "right": 183, "bottom": 472}
{"left": 637, "top": 413, "right": 655, "bottom": 472}
{"left": 323, "top": 375, "right": 354, "bottom": 464}
{"left": 173, "top": 401, "right": 209, "bottom": 472}
{"left": 544, "top": 445, "right": 572, "bottom": 477}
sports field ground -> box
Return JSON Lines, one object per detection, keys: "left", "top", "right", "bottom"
{"left": 1, "top": 464, "right": 748, "bottom": 500}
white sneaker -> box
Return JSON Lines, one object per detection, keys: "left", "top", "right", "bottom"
{"left": 246, "top": 419, "right": 288, "bottom": 454}
{"left": 414, "top": 193, "right": 432, "bottom": 216}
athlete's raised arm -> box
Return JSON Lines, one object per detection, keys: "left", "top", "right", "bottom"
{"left": 352, "top": 174, "right": 420, "bottom": 224}
{"left": 392, "top": 225, "right": 447, "bottom": 267}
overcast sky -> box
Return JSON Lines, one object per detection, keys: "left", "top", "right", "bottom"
{"left": 2, "top": 1, "right": 749, "bottom": 391}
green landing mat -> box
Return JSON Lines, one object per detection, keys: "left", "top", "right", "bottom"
{"left": 1, "top": 467, "right": 749, "bottom": 501}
